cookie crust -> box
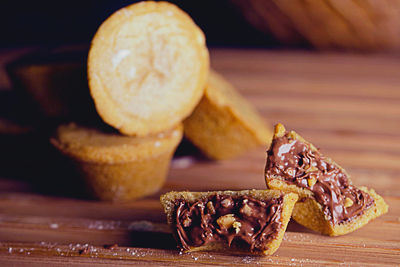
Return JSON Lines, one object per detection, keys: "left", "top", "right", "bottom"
{"left": 51, "top": 123, "right": 183, "bottom": 201}
{"left": 184, "top": 70, "right": 272, "bottom": 160}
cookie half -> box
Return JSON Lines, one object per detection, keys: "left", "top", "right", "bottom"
{"left": 184, "top": 70, "right": 272, "bottom": 160}
{"left": 88, "top": 1, "right": 209, "bottom": 136}
{"left": 160, "top": 189, "right": 297, "bottom": 255}
{"left": 265, "top": 123, "right": 388, "bottom": 236}
{"left": 51, "top": 123, "right": 183, "bottom": 201}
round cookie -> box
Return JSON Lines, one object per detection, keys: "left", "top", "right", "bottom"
{"left": 88, "top": 1, "right": 209, "bottom": 136}
{"left": 51, "top": 123, "right": 183, "bottom": 201}
{"left": 184, "top": 70, "right": 272, "bottom": 160}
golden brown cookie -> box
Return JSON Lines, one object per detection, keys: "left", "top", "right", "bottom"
{"left": 183, "top": 70, "right": 272, "bottom": 160}
{"left": 88, "top": 1, "right": 209, "bottom": 136}
{"left": 160, "top": 189, "right": 297, "bottom": 255}
{"left": 6, "top": 49, "right": 90, "bottom": 118}
{"left": 265, "top": 123, "right": 389, "bottom": 236}
{"left": 51, "top": 123, "right": 183, "bottom": 201}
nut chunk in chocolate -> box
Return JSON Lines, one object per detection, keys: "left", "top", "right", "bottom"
{"left": 265, "top": 123, "right": 388, "bottom": 236}
{"left": 160, "top": 190, "right": 297, "bottom": 255}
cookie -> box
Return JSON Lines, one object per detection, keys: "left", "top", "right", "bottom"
{"left": 51, "top": 123, "right": 183, "bottom": 201}
{"left": 265, "top": 123, "right": 388, "bottom": 236}
{"left": 184, "top": 70, "right": 272, "bottom": 160}
{"left": 88, "top": 1, "right": 209, "bottom": 136}
{"left": 6, "top": 49, "right": 91, "bottom": 118}
{"left": 160, "top": 189, "right": 298, "bottom": 255}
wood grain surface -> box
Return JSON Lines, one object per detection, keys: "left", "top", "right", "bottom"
{"left": 1, "top": 49, "right": 400, "bottom": 266}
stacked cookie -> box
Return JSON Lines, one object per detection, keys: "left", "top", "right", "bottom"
{"left": 11, "top": 1, "right": 269, "bottom": 201}
{"left": 86, "top": 1, "right": 272, "bottom": 159}
{"left": 48, "top": 1, "right": 204, "bottom": 201}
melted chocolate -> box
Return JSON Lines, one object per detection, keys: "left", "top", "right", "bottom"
{"left": 174, "top": 194, "right": 283, "bottom": 252}
{"left": 265, "top": 133, "right": 374, "bottom": 225}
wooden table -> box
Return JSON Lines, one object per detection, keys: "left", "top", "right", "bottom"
{"left": 0, "top": 49, "right": 399, "bottom": 266}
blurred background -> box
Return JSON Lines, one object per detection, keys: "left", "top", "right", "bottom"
{"left": 2, "top": 0, "right": 400, "bottom": 50}
{"left": 0, "top": 0, "right": 276, "bottom": 48}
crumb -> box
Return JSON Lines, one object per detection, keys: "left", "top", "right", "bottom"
{"left": 49, "top": 223, "right": 59, "bottom": 229}
{"left": 103, "top": 244, "right": 118, "bottom": 250}
{"left": 79, "top": 247, "right": 89, "bottom": 255}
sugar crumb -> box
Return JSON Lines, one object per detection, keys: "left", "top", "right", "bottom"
{"left": 49, "top": 223, "right": 59, "bottom": 229}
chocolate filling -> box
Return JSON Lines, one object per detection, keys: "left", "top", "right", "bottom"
{"left": 174, "top": 194, "right": 284, "bottom": 252}
{"left": 265, "top": 132, "right": 374, "bottom": 225}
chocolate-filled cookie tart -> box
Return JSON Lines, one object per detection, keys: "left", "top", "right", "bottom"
{"left": 265, "top": 123, "right": 388, "bottom": 236}
{"left": 88, "top": 1, "right": 209, "bottom": 136}
{"left": 160, "top": 190, "right": 298, "bottom": 255}
{"left": 184, "top": 70, "right": 272, "bottom": 160}
{"left": 51, "top": 123, "right": 182, "bottom": 201}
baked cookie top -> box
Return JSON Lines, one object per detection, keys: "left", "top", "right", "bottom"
{"left": 88, "top": 1, "right": 209, "bottom": 136}
{"left": 51, "top": 123, "right": 183, "bottom": 164}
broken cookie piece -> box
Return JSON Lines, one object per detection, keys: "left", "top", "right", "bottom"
{"left": 160, "top": 190, "right": 298, "bottom": 255}
{"left": 265, "top": 123, "right": 388, "bottom": 236}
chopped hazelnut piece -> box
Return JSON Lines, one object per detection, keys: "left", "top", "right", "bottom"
{"left": 344, "top": 198, "right": 354, "bottom": 208}
{"left": 221, "top": 198, "right": 233, "bottom": 208}
{"left": 207, "top": 201, "right": 216, "bottom": 214}
{"left": 288, "top": 131, "right": 299, "bottom": 140}
{"left": 307, "top": 176, "right": 317, "bottom": 187}
{"left": 232, "top": 221, "right": 242, "bottom": 234}
{"left": 217, "top": 214, "right": 236, "bottom": 229}
{"left": 182, "top": 216, "right": 192, "bottom": 227}
{"left": 305, "top": 165, "right": 318, "bottom": 173}
{"left": 285, "top": 167, "right": 295, "bottom": 177}
{"left": 274, "top": 123, "right": 286, "bottom": 137}
{"left": 240, "top": 204, "right": 253, "bottom": 216}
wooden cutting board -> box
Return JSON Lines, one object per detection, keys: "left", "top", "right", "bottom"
{"left": 0, "top": 49, "right": 399, "bottom": 266}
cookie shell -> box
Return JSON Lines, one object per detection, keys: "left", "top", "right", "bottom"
{"left": 184, "top": 70, "right": 272, "bottom": 160}
{"left": 51, "top": 123, "right": 183, "bottom": 201}
{"left": 265, "top": 123, "right": 389, "bottom": 236}
{"left": 160, "top": 189, "right": 298, "bottom": 255}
